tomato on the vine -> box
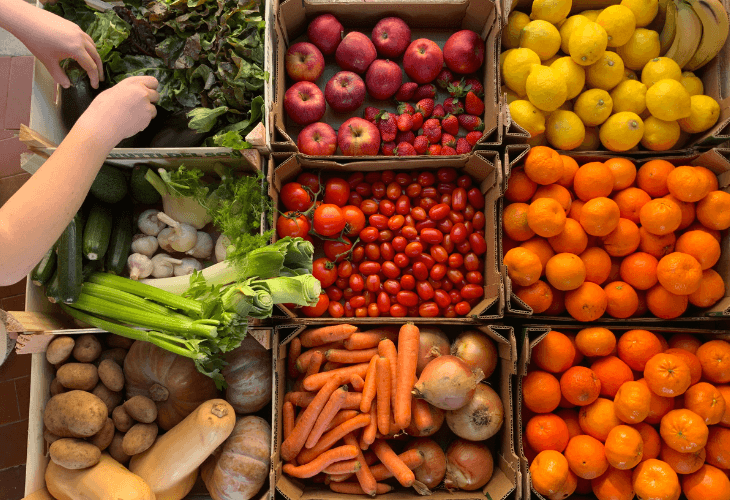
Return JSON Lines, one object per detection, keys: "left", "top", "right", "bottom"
{"left": 297, "top": 173, "right": 320, "bottom": 194}
{"left": 313, "top": 204, "right": 346, "bottom": 236}
{"left": 324, "top": 237, "right": 352, "bottom": 262}
{"left": 342, "top": 206, "right": 366, "bottom": 237}
{"left": 276, "top": 212, "right": 310, "bottom": 239}
{"left": 281, "top": 182, "right": 313, "bottom": 211}
{"left": 324, "top": 178, "right": 350, "bottom": 207}
{"left": 312, "top": 258, "right": 338, "bottom": 288}
{"left": 301, "top": 293, "right": 329, "bottom": 317}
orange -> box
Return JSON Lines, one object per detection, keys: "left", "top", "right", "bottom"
{"left": 637, "top": 378, "right": 676, "bottom": 424}
{"left": 565, "top": 434, "right": 610, "bottom": 479}
{"left": 614, "top": 380, "right": 652, "bottom": 424}
{"left": 533, "top": 184, "right": 573, "bottom": 213}
{"left": 576, "top": 476, "right": 593, "bottom": 495}
{"left": 696, "top": 340, "right": 730, "bottom": 384}
{"left": 580, "top": 197, "right": 621, "bottom": 237}
{"left": 663, "top": 194, "right": 696, "bottom": 230}
{"left": 580, "top": 247, "right": 612, "bottom": 285}
{"left": 632, "top": 459, "right": 681, "bottom": 500}
{"left": 696, "top": 191, "right": 730, "bottom": 231}
{"left": 656, "top": 332, "right": 670, "bottom": 352}
{"left": 528, "top": 198, "right": 568, "bottom": 238}
{"left": 575, "top": 327, "right": 617, "bottom": 357}
{"left": 504, "top": 247, "right": 543, "bottom": 286}
{"left": 647, "top": 284, "right": 689, "bottom": 319}
{"left": 548, "top": 219, "right": 589, "bottom": 255}
{"left": 533, "top": 330, "right": 577, "bottom": 373}
{"left": 634, "top": 422, "right": 662, "bottom": 462}
{"left": 684, "top": 382, "right": 726, "bottom": 425}
{"left": 579, "top": 398, "right": 622, "bottom": 442}
{"left": 557, "top": 155, "right": 580, "bottom": 188}
{"left": 664, "top": 348, "right": 702, "bottom": 386}
{"left": 667, "top": 333, "right": 702, "bottom": 354}
{"left": 546, "top": 253, "right": 587, "bottom": 291}
{"left": 591, "top": 356, "right": 635, "bottom": 398}
{"left": 682, "top": 464, "right": 730, "bottom": 500}
{"left": 620, "top": 252, "right": 659, "bottom": 290}
{"left": 608, "top": 257, "right": 623, "bottom": 282}
{"left": 667, "top": 166, "right": 712, "bottom": 203}
{"left": 639, "top": 226, "right": 677, "bottom": 258}
{"left": 660, "top": 409, "right": 709, "bottom": 453}
{"left": 656, "top": 252, "right": 703, "bottom": 295}
{"left": 524, "top": 440, "right": 538, "bottom": 462}
{"left": 689, "top": 269, "right": 725, "bottom": 308}
{"left": 521, "top": 237, "right": 556, "bottom": 274}
{"left": 526, "top": 414, "right": 571, "bottom": 453}
{"left": 660, "top": 441, "right": 706, "bottom": 475}
{"left": 605, "top": 425, "right": 644, "bottom": 470}
{"left": 685, "top": 221, "right": 723, "bottom": 242}
{"left": 530, "top": 450, "right": 571, "bottom": 497}
{"left": 605, "top": 158, "right": 637, "bottom": 191}
{"left": 504, "top": 203, "right": 537, "bottom": 241}
{"left": 506, "top": 166, "right": 538, "bottom": 202}
{"left": 516, "top": 281, "right": 554, "bottom": 314}
{"left": 635, "top": 289, "right": 649, "bottom": 317}
{"left": 561, "top": 366, "right": 602, "bottom": 406}
{"left": 717, "top": 385, "right": 730, "bottom": 427}
{"left": 637, "top": 160, "right": 676, "bottom": 197}
{"left": 548, "top": 469, "right": 578, "bottom": 500}
{"left": 544, "top": 285, "right": 567, "bottom": 316}
{"left": 695, "top": 166, "right": 719, "bottom": 191}
{"left": 523, "top": 370, "right": 562, "bottom": 413}
{"left": 604, "top": 281, "right": 639, "bottom": 319}
{"left": 565, "top": 331, "right": 584, "bottom": 366}
{"left": 565, "top": 282, "right": 608, "bottom": 322}
{"left": 524, "top": 146, "right": 564, "bottom": 185}
{"left": 569, "top": 199, "right": 586, "bottom": 222}
{"left": 675, "top": 230, "right": 721, "bottom": 270}
{"left": 705, "top": 426, "right": 730, "bottom": 469}
{"left": 602, "top": 219, "right": 641, "bottom": 257}
{"left": 644, "top": 353, "right": 692, "bottom": 397}
{"left": 640, "top": 198, "right": 683, "bottom": 236}
{"left": 503, "top": 235, "right": 520, "bottom": 254}
{"left": 591, "top": 467, "right": 635, "bottom": 500}
{"left": 613, "top": 187, "right": 651, "bottom": 224}
{"left": 574, "top": 162, "right": 616, "bottom": 201}
{"left": 617, "top": 329, "right": 664, "bottom": 372}
{"left": 556, "top": 408, "right": 583, "bottom": 440}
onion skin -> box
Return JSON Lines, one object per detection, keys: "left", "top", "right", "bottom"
{"left": 405, "top": 401, "right": 445, "bottom": 437}
{"left": 413, "top": 355, "right": 485, "bottom": 410}
{"left": 446, "top": 383, "right": 504, "bottom": 441}
{"left": 445, "top": 439, "right": 494, "bottom": 491}
{"left": 404, "top": 438, "right": 447, "bottom": 489}
{"left": 416, "top": 328, "right": 450, "bottom": 376}
{"left": 451, "top": 330, "right": 498, "bottom": 380}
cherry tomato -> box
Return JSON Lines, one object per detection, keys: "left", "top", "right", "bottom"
{"left": 419, "top": 302, "right": 439, "bottom": 317}
{"left": 392, "top": 236, "right": 407, "bottom": 252}
{"left": 440, "top": 194, "right": 452, "bottom": 206}
{"left": 342, "top": 206, "right": 366, "bottom": 237}
{"left": 437, "top": 218, "right": 454, "bottom": 233}
{"left": 415, "top": 219, "right": 437, "bottom": 232}
{"left": 449, "top": 211, "right": 465, "bottom": 224}
{"left": 382, "top": 261, "right": 401, "bottom": 279}
{"left": 366, "top": 275, "right": 381, "bottom": 293}
{"left": 281, "top": 182, "right": 313, "bottom": 211}
{"left": 466, "top": 271, "right": 482, "bottom": 285}
{"left": 297, "top": 172, "right": 320, "bottom": 193}
{"left": 449, "top": 290, "right": 462, "bottom": 304}
{"left": 394, "top": 253, "right": 410, "bottom": 268}
{"left": 457, "top": 175, "right": 473, "bottom": 189}
{"left": 386, "top": 182, "right": 402, "bottom": 200}
{"left": 395, "top": 196, "right": 411, "bottom": 215}
{"left": 369, "top": 214, "right": 389, "bottom": 230}
{"left": 437, "top": 168, "right": 457, "bottom": 183}
{"left": 456, "top": 240, "right": 471, "bottom": 254}
{"left": 349, "top": 192, "right": 363, "bottom": 206}
{"left": 368, "top": 303, "right": 380, "bottom": 317}
{"left": 467, "top": 188, "right": 484, "bottom": 209}
{"left": 455, "top": 301, "right": 471, "bottom": 315}
{"left": 422, "top": 187, "right": 438, "bottom": 198}
{"left": 418, "top": 172, "right": 436, "bottom": 186}
{"left": 411, "top": 207, "right": 427, "bottom": 221}
{"left": 344, "top": 302, "right": 355, "bottom": 317}
{"left": 343, "top": 287, "right": 356, "bottom": 301}
{"left": 464, "top": 221, "right": 474, "bottom": 234}
{"left": 416, "top": 281, "right": 435, "bottom": 301}
{"left": 390, "top": 304, "right": 407, "bottom": 317}
{"left": 350, "top": 274, "right": 364, "bottom": 292}
{"left": 469, "top": 233, "right": 488, "bottom": 255}
{"left": 430, "top": 263, "right": 447, "bottom": 280}
{"left": 301, "top": 293, "right": 329, "bottom": 317}
{"left": 405, "top": 242, "right": 423, "bottom": 258}
{"left": 380, "top": 200, "right": 396, "bottom": 216}
{"left": 452, "top": 188, "right": 467, "bottom": 211}
{"left": 420, "top": 228, "right": 443, "bottom": 245}
{"left": 355, "top": 182, "right": 372, "bottom": 198}
{"left": 348, "top": 172, "right": 364, "bottom": 188}
{"left": 447, "top": 269, "right": 464, "bottom": 284}
{"left": 401, "top": 226, "right": 419, "bottom": 240}
{"left": 323, "top": 178, "right": 350, "bottom": 206}
{"left": 377, "top": 292, "right": 391, "bottom": 313}
{"left": 404, "top": 214, "right": 416, "bottom": 227}
{"left": 355, "top": 307, "right": 367, "bottom": 317}
{"left": 464, "top": 253, "right": 480, "bottom": 272}
{"left": 430, "top": 245, "right": 448, "bottom": 263}
{"left": 413, "top": 262, "right": 429, "bottom": 281}
{"left": 416, "top": 253, "right": 435, "bottom": 268}
{"left": 381, "top": 171, "right": 395, "bottom": 184}
{"left": 336, "top": 277, "right": 349, "bottom": 289}
{"left": 324, "top": 237, "right": 353, "bottom": 262}
{"left": 420, "top": 197, "right": 437, "bottom": 212}
{"left": 397, "top": 291, "right": 419, "bottom": 307}
{"left": 328, "top": 301, "right": 344, "bottom": 318}
{"left": 313, "top": 258, "right": 338, "bottom": 288}
{"left": 326, "top": 286, "right": 343, "bottom": 302}
{"left": 428, "top": 203, "right": 450, "bottom": 221}
{"left": 434, "top": 289, "right": 451, "bottom": 308}
{"left": 438, "top": 184, "right": 456, "bottom": 196}
{"left": 450, "top": 223, "right": 468, "bottom": 244}
{"left": 461, "top": 284, "right": 483, "bottom": 299}
{"left": 449, "top": 253, "right": 464, "bottom": 268}
{"left": 360, "top": 199, "right": 379, "bottom": 215}
{"left": 359, "top": 261, "right": 381, "bottom": 275}
{"left": 443, "top": 304, "right": 456, "bottom": 317}
{"left": 371, "top": 181, "right": 386, "bottom": 199}
{"left": 472, "top": 211, "right": 485, "bottom": 229}
{"left": 276, "top": 212, "right": 310, "bottom": 239}
{"left": 351, "top": 245, "right": 365, "bottom": 262}
{"left": 379, "top": 230, "right": 394, "bottom": 242}
{"left": 381, "top": 242, "right": 395, "bottom": 261}
{"left": 365, "top": 243, "right": 381, "bottom": 261}
{"left": 464, "top": 205, "right": 475, "bottom": 220}
{"left": 442, "top": 234, "right": 455, "bottom": 253}
{"left": 400, "top": 275, "right": 416, "bottom": 290}
{"left": 406, "top": 183, "right": 422, "bottom": 198}
{"left": 395, "top": 173, "right": 411, "bottom": 186}
{"left": 313, "top": 204, "right": 346, "bottom": 236}
{"left": 384, "top": 279, "right": 401, "bottom": 295}
{"left": 350, "top": 295, "right": 366, "bottom": 308}
{"left": 388, "top": 215, "right": 405, "bottom": 231}
{"left": 442, "top": 280, "right": 454, "bottom": 291}
{"left": 359, "top": 227, "right": 379, "bottom": 243}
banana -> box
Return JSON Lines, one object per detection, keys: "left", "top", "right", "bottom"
{"left": 684, "top": 0, "right": 729, "bottom": 70}
{"left": 660, "top": 0, "right": 679, "bottom": 55}
{"left": 649, "top": 0, "right": 672, "bottom": 31}
{"left": 665, "top": 0, "right": 703, "bottom": 68}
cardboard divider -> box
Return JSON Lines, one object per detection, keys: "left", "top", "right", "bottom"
{"left": 267, "top": 151, "right": 504, "bottom": 321}
{"left": 270, "top": 0, "right": 501, "bottom": 156}
{"left": 273, "top": 322, "right": 518, "bottom": 500}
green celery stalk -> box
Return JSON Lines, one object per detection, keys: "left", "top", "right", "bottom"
{"left": 252, "top": 275, "right": 321, "bottom": 306}
{"left": 220, "top": 280, "right": 273, "bottom": 318}
{"left": 81, "top": 282, "right": 190, "bottom": 321}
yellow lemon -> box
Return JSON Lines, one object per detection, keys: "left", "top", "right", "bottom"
{"left": 622, "top": 68, "right": 639, "bottom": 82}
{"left": 543, "top": 54, "right": 562, "bottom": 66}
{"left": 502, "top": 85, "right": 521, "bottom": 104}
{"left": 500, "top": 49, "right": 515, "bottom": 72}
{"left": 546, "top": 110, "right": 586, "bottom": 150}
{"left": 520, "top": 20, "right": 562, "bottom": 61}
{"left": 527, "top": 133, "right": 549, "bottom": 147}
{"left": 525, "top": 65, "right": 568, "bottom": 112}
{"left": 610, "top": 80, "right": 647, "bottom": 114}
{"left": 641, "top": 116, "right": 681, "bottom": 151}
{"left": 677, "top": 94, "right": 721, "bottom": 133}
{"left": 503, "top": 11, "right": 531, "bottom": 49}
{"left": 586, "top": 51, "right": 625, "bottom": 90}
{"left": 509, "top": 100, "right": 547, "bottom": 136}
{"left": 620, "top": 0, "right": 659, "bottom": 27}
{"left": 503, "top": 48, "right": 542, "bottom": 96}
{"left": 569, "top": 21, "right": 609, "bottom": 66}
{"left": 640, "top": 57, "right": 682, "bottom": 88}
{"left": 580, "top": 9, "right": 603, "bottom": 22}
{"left": 616, "top": 28, "right": 660, "bottom": 70}
{"left": 531, "top": 0, "right": 572, "bottom": 24}
{"left": 596, "top": 5, "right": 637, "bottom": 47}
{"left": 550, "top": 56, "right": 586, "bottom": 99}
{"left": 599, "top": 111, "right": 645, "bottom": 151}
{"left": 574, "top": 89, "right": 614, "bottom": 126}
{"left": 559, "top": 15, "right": 591, "bottom": 54}
{"left": 645, "top": 78, "right": 691, "bottom": 121}
{"left": 574, "top": 126, "right": 601, "bottom": 150}
{"left": 675, "top": 130, "right": 692, "bottom": 149}
{"left": 680, "top": 71, "right": 704, "bottom": 96}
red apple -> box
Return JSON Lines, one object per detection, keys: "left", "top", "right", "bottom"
{"left": 337, "top": 117, "right": 381, "bottom": 156}
{"left": 335, "top": 32, "right": 377, "bottom": 74}
{"left": 286, "top": 42, "right": 325, "bottom": 82}
{"left": 371, "top": 17, "right": 411, "bottom": 58}
{"left": 298, "top": 122, "right": 337, "bottom": 156}
{"left": 307, "top": 14, "right": 344, "bottom": 55}
{"left": 284, "top": 81, "right": 326, "bottom": 126}
{"left": 403, "top": 38, "right": 443, "bottom": 84}
{"left": 443, "top": 30, "right": 484, "bottom": 74}
{"left": 325, "top": 71, "right": 366, "bottom": 114}
{"left": 365, "top": 60, "right": 402, "bottom": 100}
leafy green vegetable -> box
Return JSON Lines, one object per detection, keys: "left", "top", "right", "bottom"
{"left": 87, "top": 11, "right": 131, "bottom": 62}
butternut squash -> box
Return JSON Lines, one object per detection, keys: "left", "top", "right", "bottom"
{"left": 45, "top": 453, "right": 154, "bottom": 500}
{"left": 20, "top": 487, "right": 55, "bottom": 500}
{"left": 155, "top": 468, "right": 198, "bottom": 500}
{"left": 129, "top": 399, "right": 235, "bottom": 494}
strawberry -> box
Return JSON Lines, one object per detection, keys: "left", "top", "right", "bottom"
{"left": 413, "top": 135, "right": 429, "bottom": 154}
{"left": 463, "top": 77, "right": 484, "bottom": 97}
{"left": 441, "top": 146, "right": 457, "bottom": 156}
{"left": 436, "top": 69, "right": 454, "bottom": 89}
{"left": 458, "top": 114, "right": 484, "bottom": 132}
{"left": 415, "top": 98, "right": 434, "bottom": 118}
{"left": 466, "top": 130, "right": 484, "bottom": 146}
{"left": 397, "top": 102, "right": 415, "bottom": 115}
{"left": 447, "top": 78, "right": 466, "bottom": 97}
{"left": 411, "top": 112, "right": 424, "bottom": 131}
{"left": 441, "top": 133, "right": 456, "bottom": 148}
{"left": 456, "top": 138, "right": 471, "bottom": 155}
{"left": 397, "top": 113, "right": 413, "bottom": 132}
{"left": 442, "top": 114, "right": 459, "bottom": 136}
{"left": 395, "top": 142, "right": 417, "bottom": 156}
{"left": 377, "top": 111, "right": 397, "bottom": 142}
{"left": 422, "top": 118, "right": 442, "bottom": 144}
{"left": 465, "top": 91, "right": 484, "bottom": 116}
{"left": 413, "top": 84, "right": 437, "bottom": 101}
{"left": 432, "top": 104, "right": 446, "bottom": 120}
{"left": 363, "top": 106, "right": 381, "bottom": 123}
{"left": 444, "top": 97, "right": 464, "bottom": 115}
{"left": 395, "top": 130, "right": 415, "bottom": 145}
{"left": 381, "top": 141, "right": 397, "bottom": 156}
{"left": 394, "top": 82, "right": 418, "bottom": 101}
{"left": 428, "top": 144, "right": 442, "bottom": 155}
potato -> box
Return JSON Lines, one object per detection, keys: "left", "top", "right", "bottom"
{"left": 46, "top": 337, "right": 75, "bottom": 365}
{"left": 49, "top": 438, "right": 101, "bottom": 470}
{"left": 57, "top": 363, "right": 98, "bottom": 391}
{"left": 72, "top": 334, "right": 102, "bottom": 363}
{"left": 92, "top": 383, "right": 122, "bottom": 416}
{"left": 44, "top": 428, "right": 62, "bottom": 445}
{"left": 112, "top": 405, "right": 134, "bottom": 433}
{"left": 108, "top": 432, "right": 130, "bottom": 465}
{"left": 106, "top": 334, "right": 135, "bottom": 349}
{"left": 122, "top": 423, "right": 158, "bottom": 456}
{"left": 123, "top": 396, "right": 157, "bottom": 424}
{"left": 44, "top": 390, "right": 108, "bottom": 438}
{"left": 50, "top": 378, "right": 65, "bottom": 397}
{"left": 97, "top": 348, "right": 127, "bottom": 368}
{"left": 88, "top": 418, "right": 115, "bottom": 451}
{"left": 98, "top": 359, "right": 124, "bottom": 392}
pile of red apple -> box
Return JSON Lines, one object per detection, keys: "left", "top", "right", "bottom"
{"left": 284, "top": 14, "right": 487, "bottom": 156}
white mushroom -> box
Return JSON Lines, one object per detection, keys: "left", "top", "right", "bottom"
{"left": 185, "top": 232, "right": 213, "bottom": 259}
{"left": 128, "top": 253, "right": 153, "bottom": 280}
{"left": 215, "top": 234, "right": 231, "bottom": 263}
{"left": 174, "top": 258, "right": 203, "bottom": 276}
{"left": 138, "top": 209, "right": 166, "bottom": 236}
{"left": 131, "top": 234, "right": 159, "bottom": 257}
{"left": 157, "top": 227, "right": 175, "bottom": 253}
{"left": 150, "top": 253, "right": 184, "bottom": 279}
{"left": 155, "top": 212, "right": 198, "bottom": 253}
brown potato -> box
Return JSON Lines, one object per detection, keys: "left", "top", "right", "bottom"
{"left": 122, "top": 423, "right": 158, "bottom": 456}
{"left": 44, "top": 428, "right": 61, "bottom": 445}
{"left": 112, "top": 405, "right": 134, "bottom": 433}
{"left": 46, "top": 337, "right": 75, "bottom": 365}
{"left": 72, "top": 334, "right": 102, "bottom": 363}
{"left": 49, "top": 438, "right": 101, "bottom": 469}
{"left": 108, "top": 432, "right": 130, "bottom": 465}
{"left": 44, "top": 391, "right": 107, "bottom": 438}
{"left": 97, "top": 359, "right": 124, "bottom": 392}
{"left": 92, "top": 383, "right": 122, "bottom": 416}
{"left": 56, "top": 363, "right": 98, "bottom": 391}
{"left": 123, "top": 396, "right": 157, "bottom": 424}
{"left": 50, "top": 378, "right": 65, "bottom": 396}
{"left": 106, "top": 334, "right": 135, "bottom": 349}
{"left": 88, "top": 418, "right": 114, "bottom": 451}
{"left": 97, "top": 348, "right": 127, "bottom": 369}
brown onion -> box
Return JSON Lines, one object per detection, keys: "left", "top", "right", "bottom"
{"left": 451, "top": 330, "right": 498, "bottom": 379}
{"left": 405, "top": 400, "right": 445, "bottom": 437}
{"left": 444, "top": 439, "right": 494, "bottom": 491}
{"left": 413, "top": 355, "right": 485, "bottom": 410}
{"left": 405, "top": 438, "right": 447, "bottom": 489}
{"left": 417, "top": 327, "right": 450, "bottom": 376}
{"left": 446, "top": 383, "right": 504, "bottom": 441}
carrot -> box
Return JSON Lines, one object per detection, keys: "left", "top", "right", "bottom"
{"left": 375, "top": 357, "right": 391, "bottom": 436}
{"left": 287, "top": 391, "right": 362, "bottom": 410}
{"left": 394, "top": 323, "right": 420, "bottom": 430}
{"left": 344, "top": 432, "right": 377, "bottom": 496}
{"left": 283, "top": 401, "right": 296, "bottom": 440}
{"left": 329, "top": 482, "right": 393, "bottom": 495}
{"left": 411, "top": 397, "right": 436, "bottom": 434}
{"left": 363, "top": 451, "right": 377, "bottom": 465}
{"left": 281, "top": 378, "right": 340, "bottom": 462}
{"left": 300, "top": 325, "right": 358, "bottom": 347}
{"left": 292, "top": 379, "right": 305, "bottom": 392}
{"left": 328, "top": 473, "right": 354, "bottom": 483}
{"left": 371, "top": 439, "right": 416, "bottom": 487}
{"left": 297, "top": 413, "right": 371, "bottom": 465}
{"left": 324, "top": 459, "right": 361, "bottom": 475}
{"left": 370, "top": 449, "right": 425, "bottom": 481}
{"left": 325, "top": 347, "right": 379, "bottom": 364}
{"left": 283, "top": 445, "right": 359, "bottom": 478}
{"left": 325, "top": 410, "right": 359, "bottom": 432}
{"left": 322, "top": 361, "right": 343, "bottom": 372}
{"left": 377, "top": 339, "right": 398, "bottom": 416}
{"left": 296, "top": 342, "right": 344, "bottom": 372}
{"left": 287, "top": 338, "right": 302, "bottom": 379}
{"left": 350, "top": 374, "right": 365, "bottom": 392}
{"left": 303, "top": 363, "right": 369, "bottom": 392}
{"left": 305, "top": 351, "right": 324, "bottom": 379}
{"left": 362, "top": 400, "right": 377, "bottom": 449}
{"left": 343, "top": 327, "right": 399, "bottom": 350}
{"left": 360, "top": 355, "right": 378, "bottom": 413}
{"left": 306, "top": 386, "right": 348, "bottom": 449}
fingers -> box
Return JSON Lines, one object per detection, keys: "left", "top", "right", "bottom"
{"left": 84, "top": 39, "right": 104, "bottom": 83}
{"left": 72, "top": 50, "right": 100, "bottom": 89}
{"left": 148, "top": 104, "right": 158, "bottom": 119}
{"left": 147, "top": 89, "right": 160, "bottom": 104}
{"left": 126, "top": 75, "right": 159, "bottom": 90}
{"left": 48, "top": 63, "right": 71, "bottom": 89}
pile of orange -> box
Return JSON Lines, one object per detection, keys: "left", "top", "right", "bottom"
{"left": 503, "top": 146, "right": 730, "bottom": 321}
{"left": 524, "top": 329, "right": 730, "bottom": 500}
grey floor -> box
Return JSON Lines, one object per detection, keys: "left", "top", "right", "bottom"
{"left": 0, "top": 0, "right": 43, "bottom": 57}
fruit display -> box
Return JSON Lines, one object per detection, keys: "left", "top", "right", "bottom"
{"left": 522, "top": 328, "right": 730, "bottom": 500}
{"left": 284, "top": 14, "right": 489, "bottom": 156}
{"left": 503, "top": 146, "right": 729, "bottom": 320}
{"left": 502, "top": 0, "right": 728, "bottom": 151}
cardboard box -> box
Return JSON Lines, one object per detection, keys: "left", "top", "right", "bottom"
{"left": 273, "top": 322, "right": 519, "bottom": 500}
{"left": 270, "top": 0, "right": 502, "bottom": 156}
{"left": 500, "top": 145, "right": 730, "bottom": 321}
{"left": 267, "top": 151, "right": 504, "bottom": 322}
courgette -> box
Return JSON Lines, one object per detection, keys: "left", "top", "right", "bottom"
{"left": 105, "top": 206, "right": 133, "bottom": 275}
{"left": 83, "top": 260, "right": 104, "bottom": 281}
{"left": 83, "top": 202, "right": 114, "bottom": 261}
{"left": 57, "top": 213, "right": 84, "bottom": 304}
{"left": 130, "top": 165, "right": 161, "bottom": 205}
{"left": 31, "top": 246, "right": 57, "bottom": 286}
{"left": 90, "top": 164, "right": 128, "bottom": 204}
{"left": 45, "top": 269, "right": 61, "bottom": 304}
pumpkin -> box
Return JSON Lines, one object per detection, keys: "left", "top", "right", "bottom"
{"left": 202, "top": 416, "right": 271, "bottom": 500}
{"left": 124, "top": 340, "right": 220, "bottom": 430}
{"left": 223, "top": 336, "right": 272, "bottom": 414}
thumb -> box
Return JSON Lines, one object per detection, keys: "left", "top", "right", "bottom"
{"left": 48, "top": 63, "right": 71, "bottom": 89}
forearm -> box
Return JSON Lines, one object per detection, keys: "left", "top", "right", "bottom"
{"left": 0, "top": 0, "right": 41, "bottom": 42}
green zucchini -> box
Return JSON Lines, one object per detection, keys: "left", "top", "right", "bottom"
{"left": 82, "top": 260, "right": 104, "bottom": 281}
{"left": 130, "top": 165, "right": 161, "bottom": 204}
{"left": 90, "top": 164, "right": 128, "bottom": 204}
{"left": 45, "top": 269, "right": 61, "bottom": 304}
{"left": 83, "top": 202, "right": 114, "bottom": 261}
{"left": 105, "top": 206, "right": 133, "bottom": 275}
{"left": 57, "top": 212, "right": 84, "bottom": 304}
{"left": 31, "top": 246, "right": 57, "bottom": 286}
